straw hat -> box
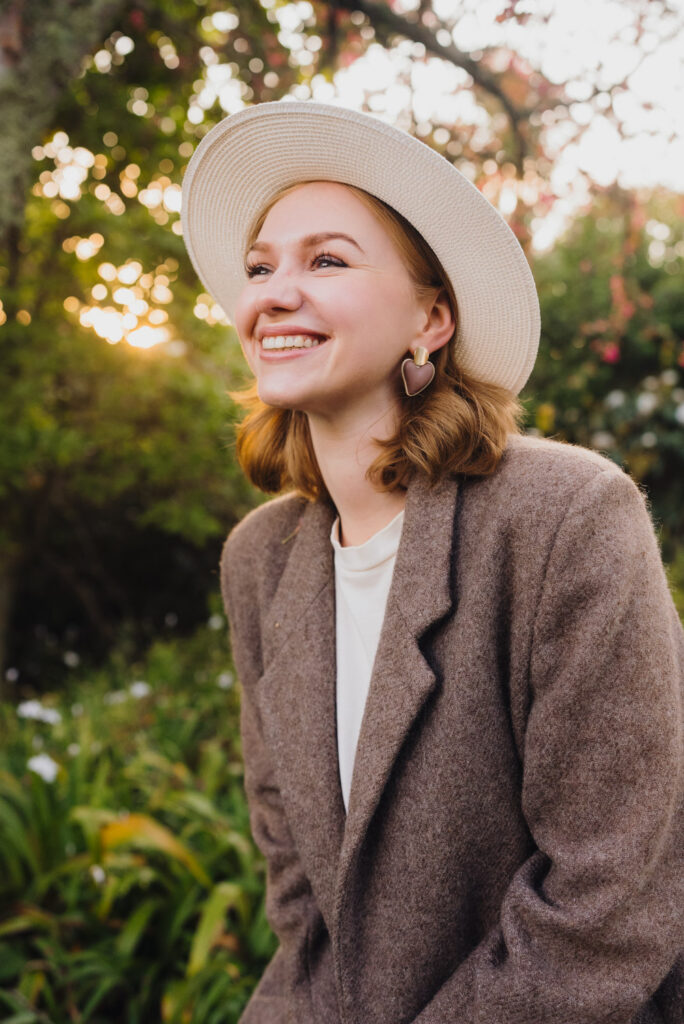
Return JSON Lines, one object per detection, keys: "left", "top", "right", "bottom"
{"left": 181, "top": 100, "right": 540, "bottom": 394}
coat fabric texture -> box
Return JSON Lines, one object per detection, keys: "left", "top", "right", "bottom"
{"left": 219, "top": 433, "right": 684, "bottom": 1024}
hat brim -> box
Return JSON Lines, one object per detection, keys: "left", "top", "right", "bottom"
{"left": 181, "top": 100, "right": 540, "bottom": 394}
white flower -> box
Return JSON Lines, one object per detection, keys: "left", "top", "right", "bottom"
{"left": 18, "top": 700, "right": 43, "bottom": 719}
{"left": 675, "top": 403, "right": 684, "bottom": 426}
{"left": 103, "top": 690, "right": 128, "bottom": 706}
{"left": 67, "top": 743, "right": 81, "bottom": 757}
{"left": 217, "top": 671, "right": 234, "bottom": 690}
{"left": 17, "top": 700, "right": 62, "bottom": 725}
{"left": 636, "top": 392, "right": 658, "bottom": 416}
{"left": 661, "top": 369, "right": 679, "bottom": 387}
{"left": 129, "top": 680, "right": 151, "bottom": 699}
{"left": 27, "top": 753, "right": 60, "bottom": 783}
{"left": 90, "top": 864, "right": 106, "bottom": 885}
{"left": 208, "top": 614, "right": 224, "bottom": 631}
{"left": 4, "top": 667, "right": 19, "bottom": 683}
{"left": 63, "top": 651, "right": 80, "bottom": 668}
{"left": 641, "top": 431, "right": 657, "bottom": 448}
{"left": 604, "top": 390, "right": 625, "bottom": 409}
{"left": 591, "top": 431, "right": 615, "bottom": 451}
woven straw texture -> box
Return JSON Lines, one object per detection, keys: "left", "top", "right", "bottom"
{"left": 181, "top": 100, "right": 540, "bottom": 394}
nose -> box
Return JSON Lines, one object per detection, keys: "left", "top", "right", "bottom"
{"left": 253, "top": 264, "right": 304, "bottom": 315}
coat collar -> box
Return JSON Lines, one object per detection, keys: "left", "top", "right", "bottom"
{"left": 254, "top": 471, "right": 459, "bottom": 929}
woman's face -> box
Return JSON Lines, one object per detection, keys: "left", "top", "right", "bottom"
{"left": 234, "top": 181, "right": 448, "bottom": 425}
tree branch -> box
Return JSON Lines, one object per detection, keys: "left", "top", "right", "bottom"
{"left": 332, "top": 0, "right": 528, "bottom": 169}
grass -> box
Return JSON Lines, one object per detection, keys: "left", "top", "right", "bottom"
{"left": 0, "top": 609, "right": 275, "bottom": 1024}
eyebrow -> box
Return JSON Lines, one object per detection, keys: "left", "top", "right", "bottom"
{"left": 247, "top": 231, "right": 365, "bottom": 256}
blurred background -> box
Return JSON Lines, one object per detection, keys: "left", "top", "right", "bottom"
{"left": 1, "top": 0, "right": 683, "bottom": 1020}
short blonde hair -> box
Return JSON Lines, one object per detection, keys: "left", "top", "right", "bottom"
{"left": 232, "top": 181, "right": 522, "bottom": 501}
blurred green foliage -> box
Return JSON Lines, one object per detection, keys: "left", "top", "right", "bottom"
{"left": 1, "top": 0, "right": 274, "bottom": 685}
{"left": 528, "top": 188, "right": 684, "bottom": 556}
{"left": 0, "top": 607, "right": 275, "bottom": 1023}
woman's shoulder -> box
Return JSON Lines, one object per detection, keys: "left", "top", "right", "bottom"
{"left": 502, "top": 432, "right": 624, "bottom": 479}
{"left": 493, "top": 432, "right": 640, "bottom": 506}
{"left": 458, "top": 435, "right": 669, "bottom": 614}
{"left": 220, "top": 491, "right": 307, "bottom": 580}
{"left": 462, "top": 433, "right": 650, "bottom": 542}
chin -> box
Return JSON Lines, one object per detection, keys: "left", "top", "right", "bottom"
{"left": 256, "top": 383, "right": 307, "bottom": 411}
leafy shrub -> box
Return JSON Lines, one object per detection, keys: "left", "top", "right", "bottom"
{"left": 527, "top": 189, "right": 684, "bottom": 556}
{"left": 0, "top": 611, "right": 275, "bottom": 1023}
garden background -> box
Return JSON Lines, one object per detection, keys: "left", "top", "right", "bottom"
{"left": 1, "top": 0, "right": 683, "bottom": 1020}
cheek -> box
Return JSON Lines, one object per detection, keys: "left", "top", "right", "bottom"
{"left": 349, "top": 286, "right": 416, "bottom": 350}
{"left": 232, "top": 293, "right": 259, "bottom": 373}
{"left": 233, "top": 288, "right": 252, "bottom": 340}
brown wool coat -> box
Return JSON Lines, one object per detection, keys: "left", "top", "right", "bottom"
{"left": 220, "top": 434, "right": 684, "bottom": 1024}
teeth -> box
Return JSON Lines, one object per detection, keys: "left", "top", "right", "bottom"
{"left": 261, "top": 334, "right": 324, "bottom": 350}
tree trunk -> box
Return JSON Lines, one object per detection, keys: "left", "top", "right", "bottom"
{"left": 0, "top": 0, "right": 126, "bottom": 238}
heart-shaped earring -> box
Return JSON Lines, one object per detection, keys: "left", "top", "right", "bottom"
{"left": 401, "top": 346, "right": 435, "bottom": 397}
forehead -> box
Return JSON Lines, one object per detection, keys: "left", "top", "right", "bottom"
{"left": 257, "top": 181, "right": 380, "bottom": 235}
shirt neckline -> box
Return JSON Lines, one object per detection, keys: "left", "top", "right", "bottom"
{"left": 330, "top": 508, "right": 405, "bottom": 572}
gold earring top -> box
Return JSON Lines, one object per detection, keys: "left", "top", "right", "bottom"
{"left": 413, "top": 346, "right": 429, "bottom": 367}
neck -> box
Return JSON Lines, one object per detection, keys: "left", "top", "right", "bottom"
{"left": 307, "top": 405, "right": 407, "bottom": 547}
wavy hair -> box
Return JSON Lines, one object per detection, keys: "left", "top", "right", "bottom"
{"left": 232, "top": 181, "right": 522, "bottom": 501}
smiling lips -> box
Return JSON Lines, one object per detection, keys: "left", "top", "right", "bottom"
{"left": 260, "top": 333, "right": 327, "bottom": 350}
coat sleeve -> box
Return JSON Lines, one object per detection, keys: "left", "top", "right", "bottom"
{"left": 413, "top": 468, "right": 684, "bottom": 1024}
{"left": 220, "top": 532, "right": 320, "bottom": 1024}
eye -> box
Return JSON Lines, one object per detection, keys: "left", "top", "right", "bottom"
{"left": 312, "top": 251, "right": 346, "bottom": 269}
{"left": 242, "top": 250, "right": 344, "bottom": 278}
{"left": 244, "top": 262, "right": 268, "bottom": 278}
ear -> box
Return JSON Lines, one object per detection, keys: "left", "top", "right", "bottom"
{"left": 415, "top": 287, "right": 456, "bottom": 356}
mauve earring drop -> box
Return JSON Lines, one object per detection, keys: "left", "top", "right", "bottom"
{"left": 401, "top": 346, "right": 435, "bottom": 396}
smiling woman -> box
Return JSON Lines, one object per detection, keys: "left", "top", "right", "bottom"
{"left": 232, "top": 179, "right": 521, "bottom": 504}
{"left": 181, "top": 102, "right": 683, "bottom": 1024}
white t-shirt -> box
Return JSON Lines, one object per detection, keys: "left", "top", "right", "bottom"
{"left": 330, "top": 509, "right": 405, "bottom": 812}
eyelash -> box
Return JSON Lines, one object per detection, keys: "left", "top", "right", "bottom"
{"left": 244, "top": 252, "right": 346, "bottom": 278}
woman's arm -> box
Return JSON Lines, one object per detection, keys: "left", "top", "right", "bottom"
{"left": 220, "top": 529, "right": 323, "bottom": 1024}
{"left": 413, "top": 468, "right": 684, "bottom": 1024}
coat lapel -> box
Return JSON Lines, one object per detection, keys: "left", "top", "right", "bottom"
{"left": 255, "top": 496, "right": 345, "bottom": 927}
{"left": 254, "top": 473, "right": 459, "bottom": 930}
{"left": 336, "top": 473, "right": 459, "bottom": 903}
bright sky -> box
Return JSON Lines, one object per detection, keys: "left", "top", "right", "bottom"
{"left": 301, "top": 0, "right": 684, "bottom": 249}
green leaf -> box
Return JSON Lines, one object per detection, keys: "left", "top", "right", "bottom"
{"left": 101, "top": 813, "right": 211, "bottom": 887}
{"left": 187, "top": 881, "right": 247, "bottom": 978}
{"left": 0, "top": 907, "right": 56, "bottom": 938}
{"left": 80, "top": 976, "right": 125, "bottom": 1023}
{"left": 115, "top": 897, "right": 161, "bottom": 958}
{"left": 0, "top": 942, "right": 27, "bottom": 982}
